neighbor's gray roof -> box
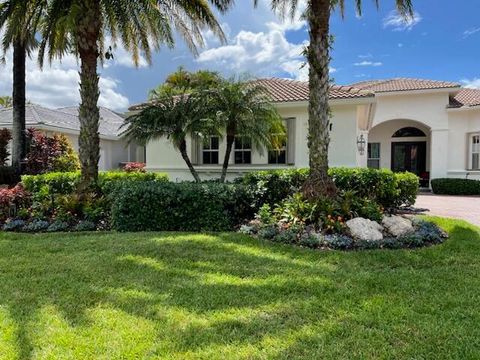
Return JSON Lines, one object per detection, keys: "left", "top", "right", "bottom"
{"left": 0, "top": 104, "right": 125, "bottom": 137}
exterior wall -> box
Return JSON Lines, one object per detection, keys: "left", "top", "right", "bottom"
{"left": 447, "top": 109, "right": 480, "bottom": 180}
{"left": 368, "top": 119, "right": 431, "bottom": 171}
{"left": 146, "top": 102, "right": 361, "bottom": 182}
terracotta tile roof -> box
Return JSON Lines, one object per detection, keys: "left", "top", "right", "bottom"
{"left": 349, "top": 78, "right": 461, "bottom": 93}
{"left": 449, "top": 88, "right": 480, "bottom": 108}
{"left": 254, "top": 78, "right": 374, "bottom": 103}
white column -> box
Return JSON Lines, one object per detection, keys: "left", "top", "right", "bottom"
{"left": 430, "top": 129, "right": 449, "bottom": 180}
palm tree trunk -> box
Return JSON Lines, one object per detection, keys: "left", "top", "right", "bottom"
{"left": 12, "top": 40, "right": 26, "bottom": 174}
{"left": 179, "top": 139, "right": 201, "bottom": 182}
{"left": 77, "top": 2, "right": 101, "bottom": 190}
{"left": 302, "top": 0, "right": 337, "bottom": 199}
{"left": 220, "top": 125, "right": 235, "bottom": 183}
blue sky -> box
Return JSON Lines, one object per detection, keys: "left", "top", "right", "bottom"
{"left": 1, "top": 0, "right": 479, "bottom": 111}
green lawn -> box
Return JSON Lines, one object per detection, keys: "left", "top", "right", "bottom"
{"left": 1, "top": 217, "right": 480, "bottom": 359}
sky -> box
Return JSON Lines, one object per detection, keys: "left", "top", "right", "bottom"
{"left": 0, "top": 0, "right": 480, "bottom": 112}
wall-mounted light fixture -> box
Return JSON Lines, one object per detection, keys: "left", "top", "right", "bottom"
{"left": 356, "top": 134, "right": 366, "bottom": 155}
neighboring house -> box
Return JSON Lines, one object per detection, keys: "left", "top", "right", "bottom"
{"left": 131, "top": 77, "right": 480, "bottom": 185}
{"left": 0, "top": 104, "right": 144, "bottom": 170}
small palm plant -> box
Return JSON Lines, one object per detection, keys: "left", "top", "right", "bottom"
{"left": 210, "top": 79, "right": 285, "bottom": 183}
{"left": 122, "top": 90, "right": 218, "bottom": 182}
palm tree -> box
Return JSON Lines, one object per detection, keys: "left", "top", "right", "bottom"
{"left": 257, "top": 0, "right": 413, "bottom": 198}
{"left": 0, "top": 0, "right": 42, "bottom": 174}
{"left": 148, "top": 67, "right": 222, "bottom": 99}
{"left": 0, "top": 96, "right": 13, "bottom": 108}
{"left": 122, "top": 90, "right": 217, "bottom": 182}
{"left": 210, "top": 79, "right": 284, "bottom": 183}
{"left": 36, "top": 0, "right": 233, "bottom": 189}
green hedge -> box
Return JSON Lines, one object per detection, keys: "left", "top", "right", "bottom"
{"left": 22, "top": 171, "right": 169, "bottom": 197}
{"left": 111, "top": 182, "right": 254, "bottom": 232}
{"left": 237, "top": 168, "right": 419, "bottom": 209}
{"left": 431, "top": 178, "right": 480, "bottom": 195}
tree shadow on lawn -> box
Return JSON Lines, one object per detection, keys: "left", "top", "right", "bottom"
{"left": 0, "top": 220, "right": 479, "bottom": 358}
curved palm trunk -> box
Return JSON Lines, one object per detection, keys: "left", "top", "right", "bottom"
{"left": 220, "top": 123, "right": 235, "bottom": 183}
{"left": 12, "top": 40, "right": 26, "bottom": 174}
{"left": 179, "top": 139, "right": 201, "bottom": 182}
{"left": 77, "top": 2, "right": 101, "bottom": 190}
{"left": 302, "top": 0, "right": 337, "bottom": 199}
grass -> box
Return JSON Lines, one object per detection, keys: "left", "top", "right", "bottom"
{"left": 0, "top": 217, "right": 479, "bottom": 359}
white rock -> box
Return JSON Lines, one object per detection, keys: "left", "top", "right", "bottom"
{"left": 382, "top": 215, "right": 414, "bottom": 237}
{"left": 346, "top": 217, "right": 383, "bottom": 241}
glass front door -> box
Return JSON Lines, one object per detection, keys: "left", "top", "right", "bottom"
{"left": 391, "top": 142, "right": 426, "bottom": 175}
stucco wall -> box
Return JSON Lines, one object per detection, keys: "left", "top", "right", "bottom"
{"left": 146, "top": 101, "right": 361, "bottom": 181}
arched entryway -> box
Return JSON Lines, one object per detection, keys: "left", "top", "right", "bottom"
{"left": 368, "top": 119, "right": 431, "bottom": 187}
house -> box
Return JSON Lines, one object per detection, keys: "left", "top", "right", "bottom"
{"left": 131, "top": 78, "right": 480, "bottom": 184}
{"left": 0, "top": 104, "right": 144, "bottom": 170}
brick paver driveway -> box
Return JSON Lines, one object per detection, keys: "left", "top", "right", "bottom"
{"left": 415, "top": 194, "right": 480, "bottom": 227}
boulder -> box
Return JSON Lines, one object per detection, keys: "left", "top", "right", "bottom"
{"left": 382, "top": 215, "right": 414, "bottom": 237}
{"left": 346, "top": 217, "right": 383, "bottom": 241}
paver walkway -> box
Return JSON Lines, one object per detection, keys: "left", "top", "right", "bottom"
{"left": 415, "top": 194, "right": 480, "bottom": 227}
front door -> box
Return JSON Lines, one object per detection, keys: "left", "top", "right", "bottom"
{"left": 391, "top": 141, "right": 426, "bottom": 175}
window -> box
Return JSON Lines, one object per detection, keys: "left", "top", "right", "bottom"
{"left": 367, "top": 143, "right": 380, "bottom": 169}
{"left": 268, "top": 134, "right": 287, "bottom": 164}
{"left": 202, "top": 136, "right": 219, "bottom": 165}
{"left": 471, "top": 134, "right": 480, "bottom": 170}
{"left": 392, "top": 127, "right": 426, "bottom": 138}
{"left": 234, "top": 136, "right": 251, "bottom": 164}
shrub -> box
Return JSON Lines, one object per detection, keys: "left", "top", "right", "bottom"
{"left": 0, "top": 128, "right": 11, "bottom": 166}
{"left": 123, "top": 162, "right": 146, "bottom": 173}
{"left": 2, "top": 219, "right": 26, "bottom": 231}
{"left": 74, "top": 220, "right": 97, "bottom": 232}
{"left": 431, "top": 178, "right": 480, "bottom": 195}
{"left": 23, "top": 219, "right": 50, "bottom": 232}
{"left": 52, "top": 134, "right": 80, "bottom": 172}
{"left": 237, "top": 168, "right": 419, "bottom": 210}
{"left": 111, "top": 182, "right": 254, "bottom": 232}
{"left": 0, "top": 184, "right": 30, "bottom": 221}
{"left": 47, "top": 220, "right": 70, "bottom": 232}
{"left": 22, "top": 171, "right": 169, "bottom": 198}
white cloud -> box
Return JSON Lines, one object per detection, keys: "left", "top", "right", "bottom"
{"left": 383, "top": 10, "right": 422, "bottom": 31}
{"left": 460, "top": 78, "right": 480, "bottom": 89}
{"left": 0, "top": 50, "right": 130, "bottom": 111}
{"left": 358, "top": 53, "right": 373, "bottom": 59}
{"left": 197, "top": 23, "right": 309, "bottom": 80}
{"left": 463, "top": 27, "right": 480, "bottom": 39}
{"left": 353, "top": 61, "right": 383, "bottom": 67}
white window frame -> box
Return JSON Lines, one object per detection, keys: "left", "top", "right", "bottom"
{"left": 202, "top": 135, "right": 219, "bottom": 165}
{"left": 469, "top": 133, "right": 480, "bottom": 170}
{"left": 367, "top": 142, "right": 381, "bottom": 169}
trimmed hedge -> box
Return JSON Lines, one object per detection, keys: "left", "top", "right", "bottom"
{"left": 237, "top": 168, "right": 419, "bottom": 209}
{"left": 111, "top": 182, "right": 254, "bottom": 232}
{"left": 431, "top": 178, "right": 480, "bottom": 195}
{"left": 22, "top": 171, "right": 169, "bottom": 197}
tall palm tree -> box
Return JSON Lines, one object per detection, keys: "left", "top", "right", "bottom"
{"left": 36, "top": 0, "right": 233, "bottom": 189}
{"left": 122, "top": 90, "right": 218, "bottom": 182}
{"left": 210, "top": 79, "right": 284, "bottom": 183}
{"left": 0, "top": 0, "right": 42, "bottom": 174}
{"left": 257, "top": 0, "right": 413, "bottom": 198}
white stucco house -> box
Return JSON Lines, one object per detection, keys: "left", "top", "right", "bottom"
{"left": 131, "top": 78, "right": 480, "bottom": 185}
{"left": 0, "top": 104, "right": 144, "bottom": 170}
